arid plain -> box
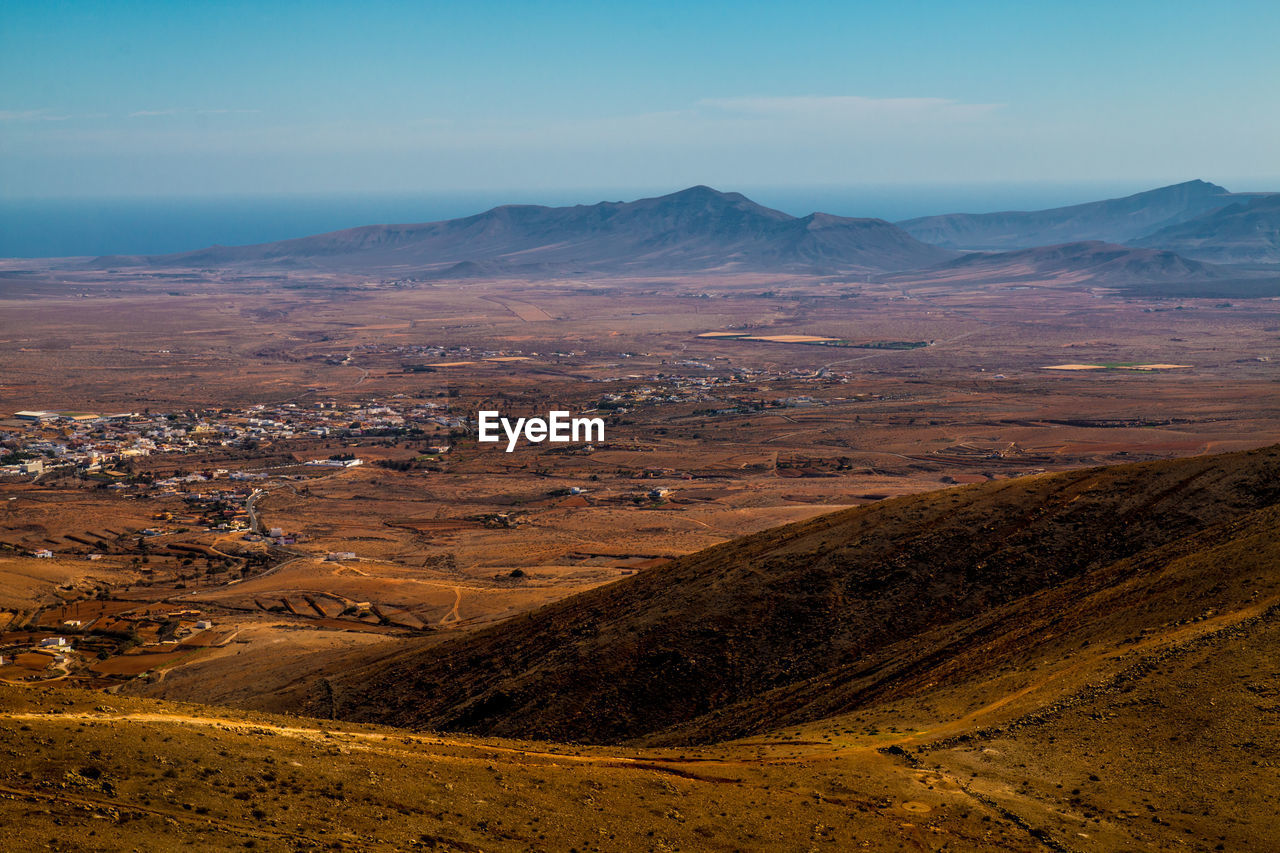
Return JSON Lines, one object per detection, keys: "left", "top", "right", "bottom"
{"left": 2, "top": 262, "right": 1278, "bottom": 695}
{"left": 2, "top": 256, "right": 1279, "bottom": 850}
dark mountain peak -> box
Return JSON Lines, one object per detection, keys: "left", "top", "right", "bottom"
{"left": 1173, "top": 178, "right": 1229, "bottom": 192}
{"left": 665, "top": 184, "right": 739, "bottom": 202}
{"left": 1135, "top": 179, "right": 1230, "bottom": 199}
{"left": 638, "top": 185, "right": 788, "bottom": 218}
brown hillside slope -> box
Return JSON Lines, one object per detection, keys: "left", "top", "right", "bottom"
{"left": 0, "top": 684, "right": 1055, "bottom": 853}
{"left": 3, "top": 507, "right": 1277, "bottom": 851}
{"left": 4, "top": 510, "right": 1275, "bottom": 853}
{"left": 924, "top": 607, "right": 1280, "bottom": 851}
{"left": 317, "top": 445, "right": 1280, "bottom": 744}
{"left": 655, "top": 499, "right": 1280, "bottom": 745}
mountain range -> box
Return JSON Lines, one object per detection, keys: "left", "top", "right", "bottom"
{"left": 97, "top": 186, "right": 954, "bottom": 276}
{"left": 919, "top": 240, "right": 1232, "bottom": 286}
{"left": 898, "top": 179, "right": 1280, "bottom": 267}
{"left": 897, "top": 180, "right": 1236, "bottom": 249}
{"left": 1132, "top": 193, "right": 1280, "bottom": 264}
{"left": 86, "top": 181, "right": 1280, "bottom": 285}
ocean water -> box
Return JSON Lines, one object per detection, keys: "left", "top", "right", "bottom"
{"left": 0, "top": 182, "right": 1157, "bottom": 258}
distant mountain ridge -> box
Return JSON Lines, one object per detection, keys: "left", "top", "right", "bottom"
{"left": 897, "top": 180, "right": 1239, "bottom": 250}
{"left": 1131, "top": 193, "right": 1280, "bottom": 264}
{"left": 931, "top": 241, "right": 1231, "bottom": 284}
{"left": 87, "top": 181, "right": 1279, "bottom": 281}
{"left": 882, "top": 239, "right": 1280, "bottom": 297}
{"left": 97, "top": 186, "right": 955, "bottom": 275}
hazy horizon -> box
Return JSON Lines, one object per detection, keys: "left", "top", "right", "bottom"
{"left": 4, "top": 1, "right": 1278, "bottom": 256}
{"left": 6, "top": 177, "right": 1280, "bottom": 258}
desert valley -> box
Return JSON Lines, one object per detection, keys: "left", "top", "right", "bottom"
{"left": 1, "top": 179, "right": 1279, "bottom": 851}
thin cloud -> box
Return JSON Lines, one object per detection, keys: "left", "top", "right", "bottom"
{"left": 0, "top": 109, "right": 79, "bottom": 122}
{"left": 129, "top": 108, "right": 261, "bottom": 118}
{"left": 696, "top": 95, "right": 1003, "bottom": 123}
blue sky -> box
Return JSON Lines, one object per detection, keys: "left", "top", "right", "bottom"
{"left": 3, "top": 0, "right": 1279, "bottom": 198}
